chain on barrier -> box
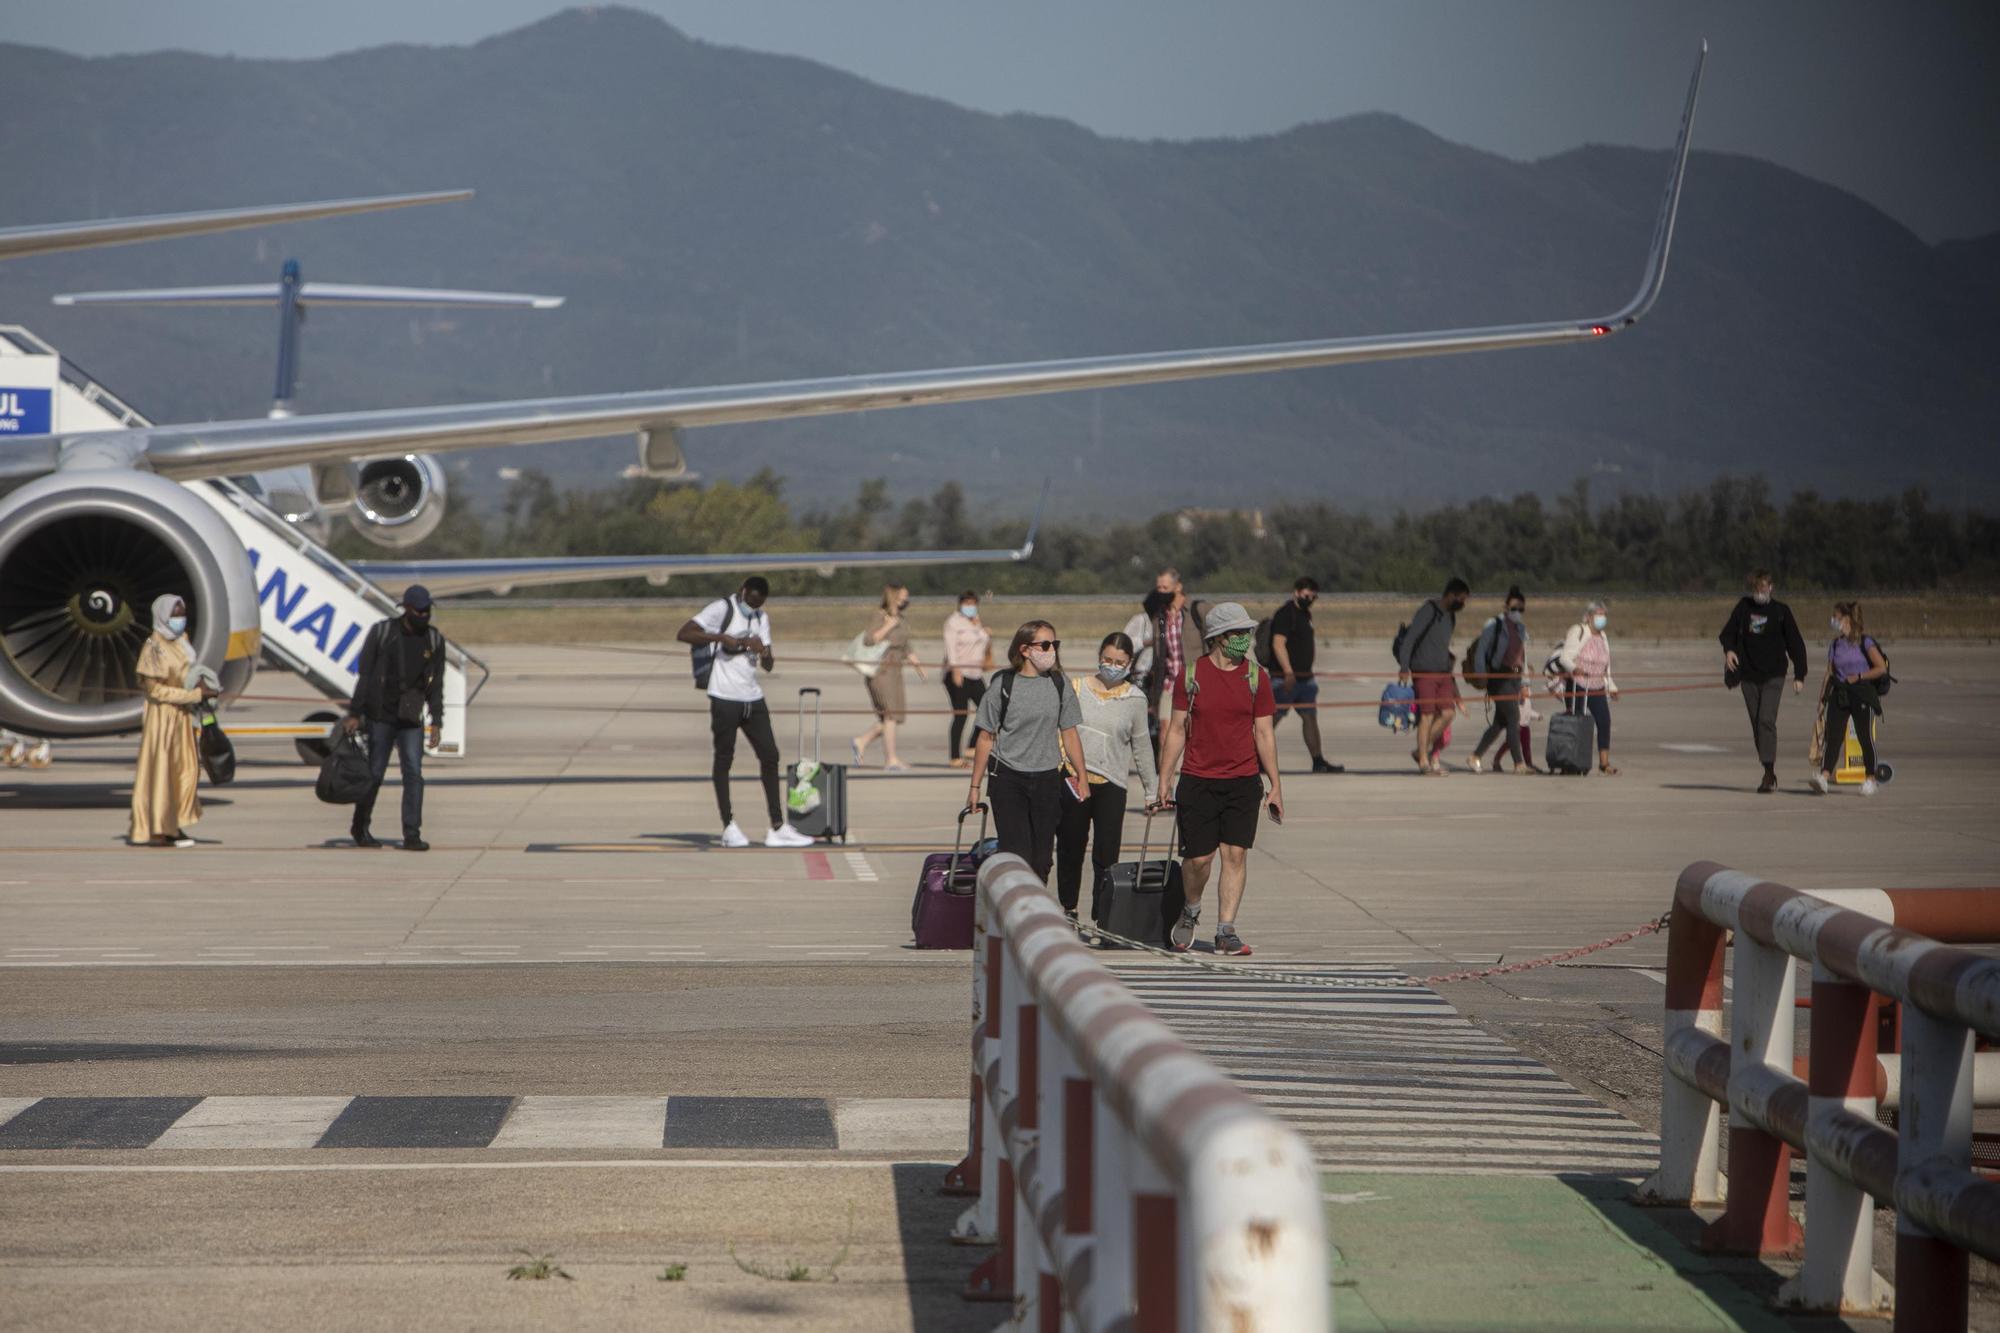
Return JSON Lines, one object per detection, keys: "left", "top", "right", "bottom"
{"left": 1073, "top": 909, "right": 1674, "bottom": 991}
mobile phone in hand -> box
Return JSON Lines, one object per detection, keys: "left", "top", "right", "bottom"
{"left": 1266, "top": 802, "right": 1283, "bottom": 825}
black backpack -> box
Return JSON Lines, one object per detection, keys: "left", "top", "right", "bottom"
{"left": 1865, "top": 637, "right": 1895, "bottom": 697}
{"left": 991, "top": 667, "right": 1067, "bottom": 731}
{"left": 1254, "top": 615, "right": 1277, "bottom": 670}
{"left": 690, "top": 598, "right": 737, "bottom": 690}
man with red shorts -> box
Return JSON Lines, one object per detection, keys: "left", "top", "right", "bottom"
{"left": 1396, "top": 577, "right": 1469, "bottom": 775}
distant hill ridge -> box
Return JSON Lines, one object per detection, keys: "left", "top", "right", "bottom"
{"left": 1, "top": 5, "right": 1993, "bottom": 513}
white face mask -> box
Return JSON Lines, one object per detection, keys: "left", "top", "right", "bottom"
{"left": 959, "top": 604, "right": 977, "bottom": 619}
{"left": 1026, "top": 647, "right": 1056, "bottom": 672}
{"left": 1830, "top": 617, "right": 1845, "bottom": 635}
{"left": 1591, "top": 615, "right": 1608, "bottom": 631}
{"left": 1752, "top": 590, "right": 1772, "bottom": 605}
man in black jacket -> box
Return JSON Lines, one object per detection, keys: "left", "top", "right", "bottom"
{"left": 342, "top": 585, "right": 445, "bottom": 849}
{"left": 1718, "top": 569, "right": 1808, "bottom": 793}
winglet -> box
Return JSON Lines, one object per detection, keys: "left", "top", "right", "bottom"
{"left": 1607, "top": 42, "right": 1707, "bottom": 328}
{"left": 1014, "top": 478, "right": 1051, "bottom": 561}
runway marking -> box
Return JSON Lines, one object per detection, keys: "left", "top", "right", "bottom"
{"left": 665, "top": 1095, "right": 837, "bottom": 1150}
{"left": 316, "top": 1096, "right": 514, "bottom": 1150}
{"left": 0, "top": 1097, "right": 203, "bottom": 1150}
{"left": 151, "top": 1096, "right": 350, "bottom": 1150}
{"left": 488, "top": 1096, "right": 669, "bottom": 1150}
{"left": 1114, "top": 961, "right": 1660, "bottom": 1177}
{"left": 845, "top": 851, "right": 879, "bottom": 882}
{"left": 1660, "top": 743, "right": 1728, "bottom": 753}
{"left": 804, "top": 851, "right": 834, "bottom": 880}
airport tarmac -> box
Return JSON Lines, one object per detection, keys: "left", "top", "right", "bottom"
{"left": 2, "top": 636, "right": 1997, "bottom": 1329}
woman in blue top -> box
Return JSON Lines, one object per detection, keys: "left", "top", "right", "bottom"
{"left": 1811, "top": 600, "right": 1888, "bottom": 796}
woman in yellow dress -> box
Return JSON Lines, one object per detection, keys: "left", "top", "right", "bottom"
{"left": 129, "top": 593, "right": 215, "bottom": 847}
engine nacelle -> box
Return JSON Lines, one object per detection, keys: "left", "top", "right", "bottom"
{"left": 0, "top": 470, "right": 259, "bottom": 738}
{"left": 344, "top": 453, "right": 447, "bottom": 548}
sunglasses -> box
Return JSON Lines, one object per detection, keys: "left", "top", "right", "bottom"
{"left": 1027, "top": 639, "right": 1060, "bottom": 651}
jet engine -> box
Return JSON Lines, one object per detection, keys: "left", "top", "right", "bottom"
{"left": 0, "top": 470, "right": 259, "bottom": 738}
{"left": 344, "top": 453, "right": 446, "bottom": 548}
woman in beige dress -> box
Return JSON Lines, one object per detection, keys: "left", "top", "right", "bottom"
{"left": 129, "top": 593, "right": 216, "bottom": 847}
{"left": 852, "top": 583, "right": 927, "bottom": 771}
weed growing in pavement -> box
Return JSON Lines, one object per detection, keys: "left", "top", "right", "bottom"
{"left": 726, "top": 1203, "right": 855, "bottom": 1283}
{"left": 657, "top": 1263, "right": 688, "bottom": 1282}
{"left": 506, "top": 1251, "right": 574, "bottom": 1281}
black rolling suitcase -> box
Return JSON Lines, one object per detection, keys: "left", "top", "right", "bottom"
{"left": 1545, "top": 687, "right": 1594, "bottom": 775}
{"left": 784, "top": 687, "right": 850, "bottom": 842}
{"left": 1091, "top": 809, "right": 1184, "bottom": 948}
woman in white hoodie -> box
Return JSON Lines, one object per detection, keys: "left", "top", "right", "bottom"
{"left": 1556, "top": 600, "right": 1621, "bottom": 775}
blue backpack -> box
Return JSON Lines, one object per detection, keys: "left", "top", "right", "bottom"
{"left": 1378, "top": 682, "right": 1417, "bottom": 733}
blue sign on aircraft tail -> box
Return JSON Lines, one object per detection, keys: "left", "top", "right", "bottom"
{"left": 0, "top": 388, "right": 53, "bottom": 434}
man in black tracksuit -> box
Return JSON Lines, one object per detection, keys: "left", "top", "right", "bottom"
{"left": 1717, "top": 569, "right": 1808, "bottom": 793}
{"left": 343, "top": 584, "right": 445, "bottom": 850}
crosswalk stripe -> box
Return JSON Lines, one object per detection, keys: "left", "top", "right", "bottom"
{"left": 1109, "top": 959, "right": 1660, "bottom": 1179}
{"left": 487, "top": 1096, "right": 668, "bottom": 1150}
{"left": 150, "top": 1096, "right": 350, "bottom": 1149}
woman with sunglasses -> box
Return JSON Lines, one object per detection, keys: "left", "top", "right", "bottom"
{"left": 1054, "top": 633, "right": 1161, "bottom": 925}
{"left": 967, "top": 621, "right": 1088, "bottom": 883}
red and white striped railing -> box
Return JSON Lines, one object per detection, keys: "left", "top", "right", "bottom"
{"left": 943, "top": 853, "right": 1328, "bottom": 1331}
{"left": 1640, "top": 862, "right": 2000, "bottom": 1328}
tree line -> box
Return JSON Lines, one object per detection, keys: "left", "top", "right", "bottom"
{"left": 341, "top": 472, "right": 2000, "bottom": 597}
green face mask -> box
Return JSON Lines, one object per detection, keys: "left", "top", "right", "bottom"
{"left": 1221, "top": 632, "right": 1252, "bottom": 662}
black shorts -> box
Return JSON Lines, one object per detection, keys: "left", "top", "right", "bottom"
{"left": 1174, "top": 773, "right": 1263, "bottom": 859}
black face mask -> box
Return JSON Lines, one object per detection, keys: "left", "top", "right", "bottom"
{"left": 404, "top": 612, "right": 430, "bottom": 631}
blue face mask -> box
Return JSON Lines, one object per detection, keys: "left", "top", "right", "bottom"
{"left": 165, "top": 615, "right": 187, "bottom": 638}
{"left": 959, "top": 604, "right": 978, "bottom": 619}
{"left": 1097, "top": 663, "right": 1129, "bottom": 685}
{"left": 1591, "top": 615, "right": 1608, "bottom": 631}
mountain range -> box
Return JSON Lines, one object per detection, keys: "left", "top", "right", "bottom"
{"left": 1, "top": 6, "right": 1994, "bottom": 515}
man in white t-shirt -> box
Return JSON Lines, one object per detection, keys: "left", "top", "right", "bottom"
{"left": 676, "top": 577, "right": 811, "bottom": 847}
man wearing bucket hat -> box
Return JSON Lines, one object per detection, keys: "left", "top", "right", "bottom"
{"left": 342, "top": 584, "right": 445, "bottom": 851}
{"left": 1156, "top": 601, "right": 1282, "bottom": 957}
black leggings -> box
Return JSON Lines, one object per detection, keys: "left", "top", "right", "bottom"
{"left": 710, "top": 698, "right": 782, "bottom": 828}
{"left": 988, "top": 764, "right": 1063, "bottom": 883}
{"left": 1055, "top": 781, "right": 1128, "bottom": 914}
{"left": 1823, "top": 698, "right": 1878, "bottom": 776}
{"left": 944, "top": 675, "right": 987, "bottom": 759}
{"left": 1473, "top": 679, "right": 1523, "bottom": 766}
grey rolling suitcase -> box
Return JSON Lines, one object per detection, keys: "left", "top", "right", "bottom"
{"left": 1545, "top": 697, "right": 1594, "bottom": 775}
{"left": 785, "top": 687, "right": 849, "bottom": 842}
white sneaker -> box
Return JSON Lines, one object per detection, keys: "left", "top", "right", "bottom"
{"left": 1860, "top": 778, "right": 1878, "bottom": 797}
{"left": 172, "top": 836, "right": 196, "bottom": 848}
{"left": 764, "top": 823, "right": 814, "bottom": 847}
{"left": 719, "top": 821, "right": 750, "bottom": 848}
{"left": 1466, "top": 755, "right": 1484, "bottom": 774}
{"left": 1809, "top": 773, "right": 1829, "bottom": 794}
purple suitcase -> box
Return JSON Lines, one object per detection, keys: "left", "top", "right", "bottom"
{"left": 912, "top": 804, "right": 988, "bottom": 949}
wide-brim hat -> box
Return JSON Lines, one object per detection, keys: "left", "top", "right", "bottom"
{"left": 1202, "top": 601, "right": 1256, "bottom": 639}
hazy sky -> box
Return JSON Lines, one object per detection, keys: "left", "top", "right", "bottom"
{"left": 8, "top": 0, "right": 1998, "bottom": 242}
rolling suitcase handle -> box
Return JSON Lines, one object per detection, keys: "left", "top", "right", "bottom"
{"left": 797, "top": 687, "right": 822, "bottom": 766}
{"left": 950, "top": 801, "right": 990, "bottom": 883}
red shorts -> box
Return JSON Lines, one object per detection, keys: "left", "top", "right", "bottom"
{"left": 1414, "top": 674, "right": 1457, "bottom": 717}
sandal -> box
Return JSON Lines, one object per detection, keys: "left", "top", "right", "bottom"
{"left": 883, "top": 760, "right": 911, "bottom": 773}
{"left": 1599, "top": 762, "right": 1621, "bottom": 776}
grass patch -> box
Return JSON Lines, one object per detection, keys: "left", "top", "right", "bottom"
{"left": 506, "top": 1250, "right": 574, "bottom": 1281}
{"left": 656, "top": 1262, "right": 688, "bottom": 1282}
{"left": 726, "top": 1202, "right": 855, "bottom": 1283}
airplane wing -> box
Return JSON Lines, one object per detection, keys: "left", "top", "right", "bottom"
{"left": 0, "top": 190, "right": 472, "bottom": 262}
{"left": 52, "top": 283, "right": 564, "bottom": 310}
{"left": 352, "top": 483, "right": 1047, "bottom": 596}
{"left": 10, "top": 46, "right": 1704, "bottom": 486}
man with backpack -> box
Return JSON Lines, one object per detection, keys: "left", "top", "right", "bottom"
{"left": 342, "top": 585, "right": 444, "bottom": 851}
{"left": 1395, "top": 578, "right": 1470, "bottom": 776}
{"left": 1466, "top": 586, "right": 1537, "bottom": 773}
{"left": 677, "top": 577, "right": 812, "bottom": 848}
{"left": 1158, "top": 602, "right": 1281, "bottom": 958}
{"left": 1717, "top": 569, "right": 1808, "bottom": 793}
{"left": 1264, "top": 576, "right": 1342, "bottom": 774}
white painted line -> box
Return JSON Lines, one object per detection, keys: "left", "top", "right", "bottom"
{"left": 488, "top": 1096, "right": 668, "bottom": 1150}
{"left": 0, "top": 1097, "right": 37, "bottom": 1132}
{"left": 833, "top": 1098, "right": 965, "bottom": 1153}
{"left": 1660, "top": 743, "right": 1728, "bottom": 753}
{"left": 0, "top": 1158, "right": 954, "bottom": 1176}
{"left": 151, "top": 1096, "right": 352, "bottom": 1150}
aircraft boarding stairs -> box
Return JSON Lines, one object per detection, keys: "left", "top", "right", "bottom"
{"left": 0, "top": 325, "right": 485, "bottom": 758}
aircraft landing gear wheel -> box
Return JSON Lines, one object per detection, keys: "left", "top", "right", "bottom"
{"left": 296, "top": 711, "right": 342, "bottom": 765}
{"left": 1874, "top": 761, "right": 1893, "bottom": 784}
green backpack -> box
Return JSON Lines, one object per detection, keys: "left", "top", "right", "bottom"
{"left": 1183, "top": 657, "right": 1261, "bottom": 711}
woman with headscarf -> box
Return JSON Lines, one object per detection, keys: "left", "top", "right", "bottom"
{"left": 129, "top": 594, "right": 217, "bottom": 847}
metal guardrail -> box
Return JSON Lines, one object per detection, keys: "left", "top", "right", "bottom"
{"left": 1639, "top": 863, "right": 2000, "bottom": 1327}
{"left": 946, "top": 853, "right": 1327, "bottom": 1331}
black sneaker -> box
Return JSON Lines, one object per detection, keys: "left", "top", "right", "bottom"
{"left": 1213, "top": 926, "right": 1253, "bottom": 957}
{"left": 1757, "top": 769, "right": 1777, "bottom": 794}
{"left": 402, "top": 835, "right": 430, "bottom": 852}
{"left": 351, "top": 827, "right": 381, "bottom": 848}
{"left": 1311, "top": 758, "right": 1345, "bottom": 774}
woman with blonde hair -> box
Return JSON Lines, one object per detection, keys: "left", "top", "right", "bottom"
{"left": 1555, "top": 599, "right": 1621, "bottom": 775}
{"left": 941, "top": 589, "right": 993, "bottom": 769}
{"left": 852, "top": 583, "right": 927, "bottom": 771}
{"left": 129, "top": 593, "right": 218, "bottom": 847}
{"left": 1811, "top": 601, "right": 1889, "bottom": 796}
{"left": 967, "top": 620, "right": 1087, "bottom": 882}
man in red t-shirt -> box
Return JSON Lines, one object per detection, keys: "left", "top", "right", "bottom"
{"left": 1156, "top": 602, "right": 1282, "bottom": 957}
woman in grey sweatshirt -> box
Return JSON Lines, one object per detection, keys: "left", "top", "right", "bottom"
{"left": 1055, "top": 633, "right": 1161, "bottom": 922}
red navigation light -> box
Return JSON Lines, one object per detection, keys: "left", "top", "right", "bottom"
{"left": 1589, "top": 324, "right": 1611, "bottom": 336}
